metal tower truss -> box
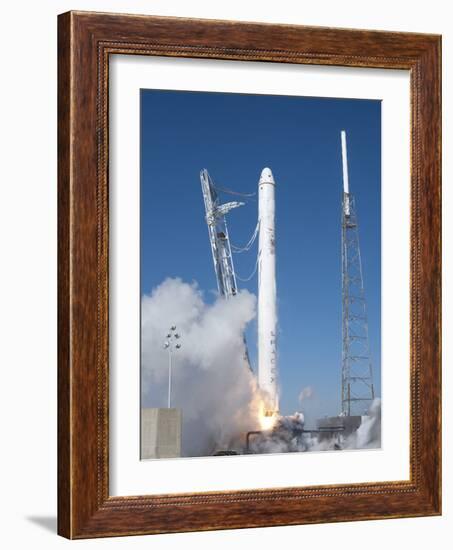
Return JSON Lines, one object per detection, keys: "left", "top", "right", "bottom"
{"left": 341, "top": 192, "right": 375, "bottom": 416}
{"left": 200, "top": 169, "right": 244, "bottom": 299}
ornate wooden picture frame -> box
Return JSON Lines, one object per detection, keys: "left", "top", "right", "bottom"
{"left": 58, "top": 11, "right": 441, "bottom": 539}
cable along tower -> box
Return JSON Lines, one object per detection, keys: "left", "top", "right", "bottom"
{"left": 340, "top": 131, "right": 375, "bottom": 417}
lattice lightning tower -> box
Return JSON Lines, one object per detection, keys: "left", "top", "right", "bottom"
{"left": 340, "top": 131, "right": 375, "bottom": 416}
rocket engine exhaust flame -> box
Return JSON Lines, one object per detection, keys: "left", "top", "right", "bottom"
{"left": 258, "top": 401, "right": 279, "bottom": 431}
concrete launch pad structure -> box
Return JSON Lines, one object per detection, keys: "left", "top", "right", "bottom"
{"left": 141, "top": 407, "right": 182, "bottom": 459}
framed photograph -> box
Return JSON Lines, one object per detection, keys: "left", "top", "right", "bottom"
{"left": 58, "top": 11, "right": 441, "bottom": 539}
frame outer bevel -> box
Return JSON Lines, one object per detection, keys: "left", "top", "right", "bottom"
{"left": 57, "top": 10, "right": 72, "bottom": 539}
{"left": 415, "top": 37, "right": 442, "bottom": 513}
{"left": 57, "top": 10, "right": 441, "bottom": 539}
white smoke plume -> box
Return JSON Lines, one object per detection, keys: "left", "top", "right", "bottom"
{"left": 298, "top": 386, "right": 314, "bottom": 403}
{"left": 141, "top": 277, "right": 263, "bottom": 456}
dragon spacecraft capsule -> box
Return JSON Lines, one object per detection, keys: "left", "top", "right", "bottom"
{"left": 257, "top": 167, "right": 279, "bottom": 414}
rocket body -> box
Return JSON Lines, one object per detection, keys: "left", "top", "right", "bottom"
{"left": 257, "top": 168, "right": 279, "bottom": 413}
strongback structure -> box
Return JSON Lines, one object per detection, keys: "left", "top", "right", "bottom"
{"left": 341, "top": 131, "right": 375, "bottom": 416}
{"left": 200, "top": 169, "right": 244, "bottom": 299}
{"left": 200, "top": 169, "right": 252, "bottom": 371}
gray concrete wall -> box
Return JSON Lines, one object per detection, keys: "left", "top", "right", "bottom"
{"left": 141, "top": 408, "right": 182, "bottom": 459}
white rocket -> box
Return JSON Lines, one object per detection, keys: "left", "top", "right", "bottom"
{"left": 257, "top": 167, "right": 279, "bottom": 414}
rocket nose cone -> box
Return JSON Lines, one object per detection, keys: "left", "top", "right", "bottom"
{"left": 259, "top": 167, "right": 275, "bottom": 184}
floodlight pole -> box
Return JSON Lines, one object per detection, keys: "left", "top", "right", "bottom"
{"left": 167, "top": 346, "right": 172, "bottom": 408}
{"left": 164, "top": 325, "right": 182, "bottom": 409}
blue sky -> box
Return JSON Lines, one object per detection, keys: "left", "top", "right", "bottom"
{"left": 140, "top": 89, "right": 381, "bottom": 423}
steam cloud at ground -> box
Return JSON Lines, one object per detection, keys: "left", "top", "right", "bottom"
{"left": 141, "top": 278, "right": 263, "bottom": 456}
{"left": 141, "top": 277, "right": 381, "bottom": 457}
{"left": 248, "top": 398, "right": 381, "bottom": 454}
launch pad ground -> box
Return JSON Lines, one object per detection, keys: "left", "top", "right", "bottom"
{"left": 239, "top": 414, "right": 363, "bottom": 455}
